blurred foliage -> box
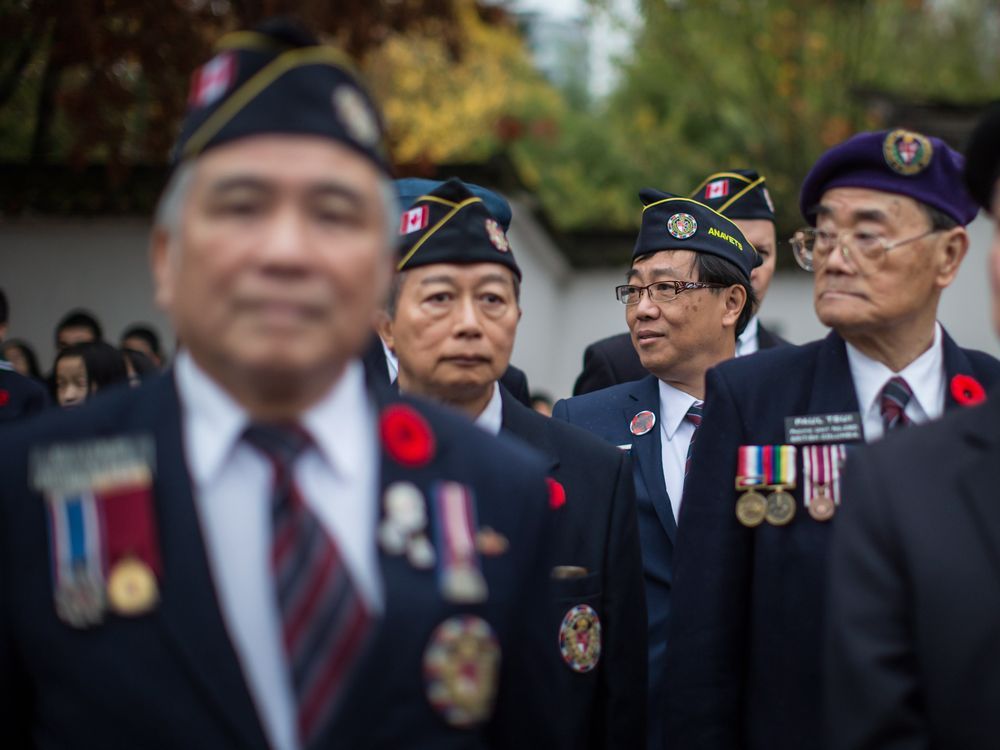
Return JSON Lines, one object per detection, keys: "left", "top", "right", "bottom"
{"left": 517, "top": 0, "right": 1000, "bottom": 234}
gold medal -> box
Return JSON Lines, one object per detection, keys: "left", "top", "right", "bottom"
{"left": 765, "top": 490, "right": 796, "bottom": 526}
{"left": 106, "top": 557, "right": 158, "bottom": 616}
{"left": 808, "top": 483, "right": 835, "bottom": 521}
{"left": 735, "top": 490, "right": 768, "bottom": 527}
{"left": 423, "top": 615, "right": 501, "bottom": 727}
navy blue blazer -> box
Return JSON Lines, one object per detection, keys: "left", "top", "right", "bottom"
{"left": 551, "top": 374, "right": 675, "bottom": 748}
{"left": 572, "top": 325, "right": 788, "bottom": 397}
{"left": 0, "top": 370, "right": 559, "bottom": 749}
{"left": 499, "top": 387, "right": 647, "bottom": 750}
{"left": 664, "top": 329, "right": 1000, "bottom": 750}
{"left": 827, "top": 388, "right": 1000, "bottom": 750}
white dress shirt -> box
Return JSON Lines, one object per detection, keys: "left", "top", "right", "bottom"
{"left": 657, "top": 380, "right": 700, "bottom": 522}
{"left": 473, "top": 382, "right": 503, "bottom": 436}
{"left": 175, "top": 351, "right": 381, "bottom": 750}
{"left": 735, "top": 315, "right": 760, "bottom": 357}
{"left": 845, "top": 322, "right": 945, "bottom": 443}
{"left": 381, "top": 338, "right": 399, "bottom": 383}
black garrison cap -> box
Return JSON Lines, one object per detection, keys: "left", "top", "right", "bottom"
{"left": 689, "top": 169, "right": 775, "bottom": 221}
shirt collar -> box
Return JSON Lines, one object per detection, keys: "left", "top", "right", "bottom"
{"left": 175, "top": 350, "right": 371, "bottom": 485}
{"left": 657, "top": 379, "right": 700, "bottom": 440}
{"left": 845, "top": 322, "right": 945, "bottom": 419}
{"left": 474, "top": 382, "right": 503, "bottom": 436}
{"left": 737, "top": 315, "right": 759, "bottom": 348}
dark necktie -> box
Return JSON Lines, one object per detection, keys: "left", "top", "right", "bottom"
{"left": 879, "top": 376, "right": 913, "bottom": 433}
{"left": 243, "top": 422, "right": 370, "bottom": 748}
{"left": 684, "top": 401, "right": 704, "bottom": 477}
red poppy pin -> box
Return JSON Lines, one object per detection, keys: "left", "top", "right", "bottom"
{"left": 546, "top": 477, "right": 566, "bottom": 510}
{"left": 950, "top": 374, "right": 986, "bottom": 407}
{"left": 0, "top": 390, "right": 8, "bottom": 406}
{"left": 380, "top": 404, "right": 436, "bottom": 467}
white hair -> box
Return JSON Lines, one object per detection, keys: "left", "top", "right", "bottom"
{"left": 153, "top": 157, "right": 401, "bottom": 253}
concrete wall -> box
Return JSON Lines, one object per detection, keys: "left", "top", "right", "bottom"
{"left": 2, "top": 211, "right": 997, "bottom": 399}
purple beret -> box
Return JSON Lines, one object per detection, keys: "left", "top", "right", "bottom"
{"left": 799, "top": 129, "right": 979, "bottom": 226}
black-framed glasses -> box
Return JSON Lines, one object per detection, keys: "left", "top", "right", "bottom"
{"left": 789, "top": 227, "right": 941, "bottom": 273}
{"left": 615, "top": 280, "right": 727, "bottom": 305}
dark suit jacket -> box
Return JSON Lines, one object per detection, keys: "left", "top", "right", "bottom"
{"left": 0, "top": 369, "right": 560, "bottom": 749}
{"left": 826, "top": 390, "right": 1000, "bottom": 750}
{"left": 362, "top": 334, "right": 533, "bottom": 408}
{"left": 551, "top": 375, "right": 676, "bottom": 749}
{"left": 0, "top": 366, "right": 49, "bottom": 424}
{"left": 499, "top": 386, "right": 647, "bottom": 750}
{"left": 664, "top": 330, "right": 1000, "bottom": 750}
{"left": 572, "top": 324, "right": 788, "bottom": 396}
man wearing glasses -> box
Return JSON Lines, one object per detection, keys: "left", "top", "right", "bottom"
{"left": 552, "top": 190, "right": 759, "bottom": 749}
{"left": 663, "top": 129, "right": 1000, "bottom": 750}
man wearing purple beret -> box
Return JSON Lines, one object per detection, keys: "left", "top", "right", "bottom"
{"left": 663, "top": 129, "right": 1000, "bottom": 750}
{"left": 824, "top": 107, "right": 1000, "bottom": 750}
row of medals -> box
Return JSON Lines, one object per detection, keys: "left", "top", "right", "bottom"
{"left": 735, "top": 484, "right": 835, "bottom": 528}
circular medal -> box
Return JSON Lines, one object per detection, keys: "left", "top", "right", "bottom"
{"left": 107, "top": 557, "right": 159, "bottom": 617}
{"left": 558, "top": 604, "right": 602, "bottom": 673}
{"left": 882, "top": 129, "right": 932, "bottom": 175}
{"left": 667, "top": 212, "right": 698, "bottom": 240}
{"left": 55, "top": 571, "right": 106, "bottom": 627}
{"left": 808, "top": 491, "right": 836, "bottom": 522}
{"left": 423, "top": 615, "right": 501, "bottom": 727}
{"left": 332, "top": 85, "right": 379, "bottom": 146}
{"left": 384, "top": 482, "right": 427, "bottom": 535}
{"left": 735, "top": 490, "right": 767, "bottom": 527}
{"left": 630, "top": 410, "right": 656, "bottom": 436}
{"left": 406, "top": 533, "right": 437, "bottom": 569}
{"left": 765, "top": 491, "right": 796, "bottom": 526}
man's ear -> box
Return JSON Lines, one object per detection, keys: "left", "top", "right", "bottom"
{"left": 150, "top": 227, "right": 175, "bottom": 313}
{"left": 722, "top": 284, "right": 748, "bottom": 328}
{"left": 933, "top": 226, "right": 968, "bottom": 290}
{"left": 374, "top": 309, "right": 395, "bottom": 354}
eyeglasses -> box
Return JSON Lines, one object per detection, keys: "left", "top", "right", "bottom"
{"left": 615, "top": 280, "right": 727, "bottom": 305}
{"left": 789, "top": 227, "right": 941, "bottom": 273}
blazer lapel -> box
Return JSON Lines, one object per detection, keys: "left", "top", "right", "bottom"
{"left": 807, "top": 331, "right": 863, "bottom": 422}
{"left": 959, "top": 395, "right": 1000, "bottom": 584}
{"left": 941, "top": 328, "right": 977, "bottom": 412}
{"left": 145, "top": 374, "right": 269, "bottom": 749}
{"left": 625, "top": 375, "right": 677, "bottom": 543}
{"left": 499, "top": 385, "right": 559, "bottom": 473}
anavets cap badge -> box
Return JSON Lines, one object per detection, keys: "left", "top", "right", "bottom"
{"left": 667, "top": 212, "right": 698, "bottom": 240}
{"left": 883, "top": 129, "right": 933, "bottom": 175}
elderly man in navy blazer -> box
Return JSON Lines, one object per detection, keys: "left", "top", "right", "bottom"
{"left": 552, "top": 191, "right": 760, "bottom": 748}
{"left": 825, "top": 105, "right": 1000, "bottom": 750}
{"left": 0, "top": 21, "right": 562, "bottom": 750}
{"left": 572, "top": 169, "right": 787, "bottom": 396}
{"left": 377, "top": 178, "right": 647, "bottom": 750}
{"left": 665, "top": 129, "right": 1000, "bottom": 750}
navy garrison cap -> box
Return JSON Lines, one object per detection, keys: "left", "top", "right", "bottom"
{"left": 172, "top": 18, "right": 389, "bottom": 173}
{"left": 397, "top": 178, "right": 521, "bottom": 280}
{"left": 395, "top": 178, "right": 513, "bottom": 231}
{"left": 689, "top": 169, "right": 775, "bottom": 222}
{"left": 964, "top": 102, "right": 1000, "bottom": 212}
{"left": 634, "top": 189, "right": 760, "bottom": 281}
{"left": 799, "top": 129, "right": 977, "bottom": 226}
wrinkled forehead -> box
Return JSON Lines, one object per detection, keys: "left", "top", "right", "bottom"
{"left": 814, "top": 186, "right": 925, "bottom": 227}
{"left": 627, "top": 249, "right": 698, "bottom": 281}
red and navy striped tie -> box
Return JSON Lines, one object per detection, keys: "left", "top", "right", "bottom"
{"left": 879, "top": 376, "right": 913, "bottom": 433}
{"left": 244, "top": 423, "right": 370, "bottom": 748}
{"left": 684, "top": 401, "right": 704, "bottom": 477}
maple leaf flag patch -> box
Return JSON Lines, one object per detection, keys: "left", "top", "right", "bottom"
{"left": 706, "top": 179, "right": 729, "bottom": 200}
{"left": 189, "top": 52, "right": 236, "bottom": 109}
{"left": 400, "top": 205, "right": 430, "bottom": 235}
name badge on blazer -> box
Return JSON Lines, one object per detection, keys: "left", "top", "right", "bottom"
{"left": 784, "top": 412, "right": 863, "bottom": 445}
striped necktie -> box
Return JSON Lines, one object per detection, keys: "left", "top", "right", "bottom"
{"left": 879, "top": 376, "right": 913, "bottom": 433}
{"left": 684, "top": 401, "right": 704, "bottom": 476}
{"left": 244, "top": 423, "right": 371, "bottom": 748}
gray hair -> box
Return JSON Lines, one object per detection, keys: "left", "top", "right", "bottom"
{"left": 153, "top": 159, "right": 401, "bottom": 252}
